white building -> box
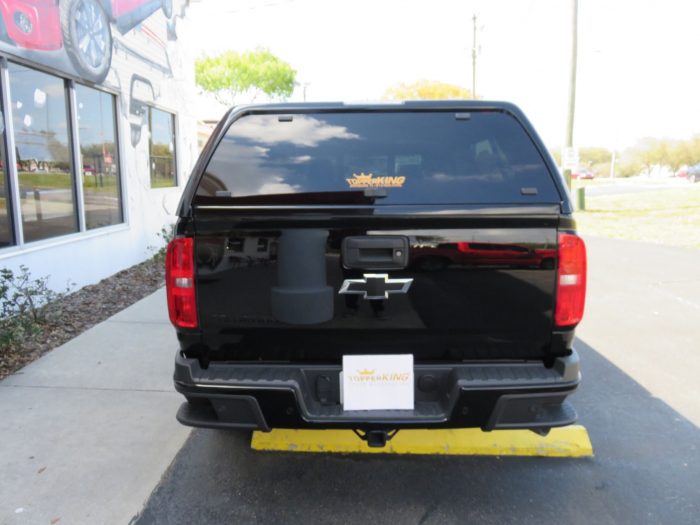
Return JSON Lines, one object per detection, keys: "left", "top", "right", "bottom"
{"left": 0, "top": 0, "right": 198, "bottom": 291}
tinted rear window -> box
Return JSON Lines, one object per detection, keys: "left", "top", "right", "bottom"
{"left": 195, "top": 111, "right": 560, "bottom": 205}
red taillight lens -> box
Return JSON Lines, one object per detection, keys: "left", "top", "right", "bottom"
{"left": 166, "top": 237, "right": 198, "bottom": 328}
{"left": 555, "top": 233, "right": 587, "bottom": 327}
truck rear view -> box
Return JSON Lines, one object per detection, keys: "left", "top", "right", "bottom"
{"left": 167, "top": 102, "right": 586, "bottom": 447}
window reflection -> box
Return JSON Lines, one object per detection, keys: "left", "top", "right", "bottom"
{"left": 149, "top": 108, "right": 176, "bottom": 188}
{"left": 228, "top": 114, "right": 359, "bottom": 147}
{"left": 76, "top": 84, "right": 122, "bottom": 229}
{"left": 197, "top": 112, "right": 560, "bottom": 205}
{"left": 0, "top": 102, "right": 12, "bottom": 247}
{"left": 410, "top": 241, "right": 557, "bottom": 270}
{"left": 9, "top": 62, "right": 77, "bottom": 242}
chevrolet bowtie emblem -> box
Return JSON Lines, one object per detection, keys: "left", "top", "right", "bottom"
{"left": 338, "top": 273, "right": 413, "bottom": 300}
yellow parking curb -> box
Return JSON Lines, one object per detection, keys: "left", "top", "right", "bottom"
{"left": 251, "top": 425, "right": 593, "bottom": 457}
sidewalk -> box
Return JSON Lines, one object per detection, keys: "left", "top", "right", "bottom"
{"left": 0, "top": 288, "right": 190, "bottom": 525}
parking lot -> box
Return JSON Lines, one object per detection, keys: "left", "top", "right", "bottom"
{"left": 134, "top": 236, "right": 699, "bottom": 525}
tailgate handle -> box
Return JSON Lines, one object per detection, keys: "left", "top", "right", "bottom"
{"left": 342, "top": 236, "right": 409, "bottom": 270}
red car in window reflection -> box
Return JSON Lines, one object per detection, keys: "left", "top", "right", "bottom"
{"left": 570, "top": 168, "right": 595, "bottom": 180}
{"left": 411, "top": 242, "right": 557, "bottom": 270}
{"left": 0, "top": 0, "right": 172, "bottom": 82}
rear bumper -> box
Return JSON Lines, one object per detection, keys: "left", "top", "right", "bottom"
{"left": 173, "top": 351, "right": 580, "bottom": 432}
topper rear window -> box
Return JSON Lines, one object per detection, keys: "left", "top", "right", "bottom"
{"left": 194, "top": 111, "right": 560, "bottom": 205}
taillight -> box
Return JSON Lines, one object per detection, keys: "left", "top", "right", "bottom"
{"left": 166, "top": 237, "right": 198, "bottom": 328}
{"left": 555, "top": 233, "right": 587, "bottom": 327}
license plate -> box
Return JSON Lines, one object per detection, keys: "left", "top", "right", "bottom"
{"left": 341, "top": 354, "right": 414, "bottom": 411}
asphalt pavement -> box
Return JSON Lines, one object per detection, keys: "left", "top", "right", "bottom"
{"left": 133, "top": 236, "right": 700, "bottom": 525}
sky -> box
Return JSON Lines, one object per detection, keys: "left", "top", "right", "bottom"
{"left": 187, "top": 0, "right": 700, "bottom": 151}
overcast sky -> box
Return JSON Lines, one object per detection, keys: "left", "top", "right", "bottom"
{"left": 188, "top": 0, "right": 698, "bottom": 151}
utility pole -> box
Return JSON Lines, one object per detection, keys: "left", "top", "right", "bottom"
{"left": 609, "top": 150, "right": 616, "bottom": 179}
{"left": 564, "top": 0, "right": 578, "bottom": 189}
{"left": 471, "top": 13, "right": 478, "bottom": 98}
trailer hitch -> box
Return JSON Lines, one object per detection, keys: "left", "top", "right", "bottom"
{"left": 352, "top": 429, "right": 399, "bottom": 448}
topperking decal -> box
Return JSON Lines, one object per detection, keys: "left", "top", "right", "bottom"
{"left": 346, "top": 172, "right": 406, "bottom": 188}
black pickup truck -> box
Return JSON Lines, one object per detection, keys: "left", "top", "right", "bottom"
{"left": 167, "top": 101, "right": 587, "bottom": 447}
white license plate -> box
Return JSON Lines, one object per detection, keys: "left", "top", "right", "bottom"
{"left": 341, "top": 354, "right": 414, "bottom": 411}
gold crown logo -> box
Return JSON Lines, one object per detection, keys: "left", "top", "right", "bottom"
{"left": 352, "top": 172, "right": 374, "bottom": 183}
{"left": 358, "top": 368, "right": 375, "bottom": 376}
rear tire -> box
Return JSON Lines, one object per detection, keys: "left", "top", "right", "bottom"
{"left": 60, "top": 0, "right": 112, "bottom": 84}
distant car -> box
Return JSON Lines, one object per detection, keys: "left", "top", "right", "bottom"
{"left": 0, "top": 0, "right": 172, "bottom": 83}
{"left": 570, "top": 168, "right": 595, "bottom": 180}
{"left": 687, "top": 163, "right": 700, "bottom": 183}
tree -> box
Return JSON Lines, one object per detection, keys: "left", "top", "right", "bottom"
{"left": 383, "top": 80, "right": 474, "bottom": 101}
{"left": 666, "top": 140, "right": 692, "bottom": 175}
{"left": 615, "top": 156, "right": 642, "bottom": 178}
{"left": 195, "top": 49, "right": 296, "bottom": 106}
{"left": 579, "top": 147, "right": 612, "bottom": 166}
{"left": 634, "top": 138, "right": 668, "bottom": 176}
{"left": 688, "top": 135, "right": 700, "bottom": 163}
{"left": 577, "top": 147, "right": 612, "bottom": 177}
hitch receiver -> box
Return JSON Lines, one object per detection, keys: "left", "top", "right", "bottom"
{"left": 352, "top": 429, "right": 399, "bottom": 448}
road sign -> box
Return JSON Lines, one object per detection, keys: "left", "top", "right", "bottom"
{"left": 562, "top": 147, "right": 579, "bottom": 170}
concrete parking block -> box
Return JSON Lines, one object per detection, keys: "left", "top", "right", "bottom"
{"left": 251, "top": 426, "right": 593, "bottom": 457}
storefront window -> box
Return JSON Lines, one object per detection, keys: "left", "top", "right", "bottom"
{"left": 149, "top": 107, "right": 176, "bottom": 188}
{"left": 75, "top": 84, "right": 122, "bottom": 229}
{"left": 9, "top": 62, "right": 77, "bottom": 243}
{"left": 0, "top": 100, "right": 12, "bottom": 247}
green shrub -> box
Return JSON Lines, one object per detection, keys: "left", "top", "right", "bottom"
{"left": 149, "top": 224, "right": 176, "bottom": 263}
{"left": 0, "top": 266, "right": 65, "bottom": 349}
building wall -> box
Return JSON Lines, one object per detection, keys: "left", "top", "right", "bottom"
{"left": 0, "top": 0, "right": 197, "bottom": 291}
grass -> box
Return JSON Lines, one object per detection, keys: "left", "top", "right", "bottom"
{"left": 574, "top": 184, "right": 700, "bottom": 249}
{"left": 150, "top": 177, "right": 177, "bottom": 189}
{"left": 18, "top": 172, "right": 120, "bottom": 194}
{"left": 19, "top": 172, "right": 72, "bottom": 189}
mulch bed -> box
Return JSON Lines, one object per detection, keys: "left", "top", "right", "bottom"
{"left": 0, "top": 257, "right": 165, "bottom": 380}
